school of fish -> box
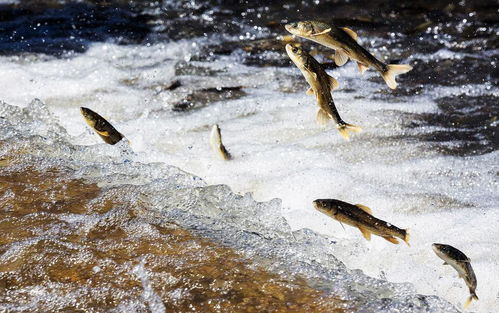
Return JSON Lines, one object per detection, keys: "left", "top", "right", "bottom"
{"left": 77, "top": 19, "right": 478, "bottom": 309}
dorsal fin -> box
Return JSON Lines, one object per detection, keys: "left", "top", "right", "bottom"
{"left": 357, "top": 226, "right": 371, "bottom": 241}
{"left": 355, "top": 204, "right": 372, "bottom": 214}
{"left": 328, "top": 75, "right": 339, "bottom": 91}
{"left": 341, "top": 27, "right": 358, "bottom": 40}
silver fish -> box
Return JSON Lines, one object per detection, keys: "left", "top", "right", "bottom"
{"left": 432, "top": 243, "right": 478, "bottom": 308}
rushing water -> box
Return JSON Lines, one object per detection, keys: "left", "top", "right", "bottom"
{"left": 0, "top": 1, "right": 498, "bottom": 312}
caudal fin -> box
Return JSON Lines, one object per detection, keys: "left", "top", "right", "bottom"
{"left": 337, "top": 122, "right": 362, "bottom": 140}
{"left": 404, "top": 229, "right": 410, "bottom": 246}
{"left": 464, "top": 292, "right": 478, "bottom": 308}
{"left": 382, "top": 64, "right": 413, "bottom": 89}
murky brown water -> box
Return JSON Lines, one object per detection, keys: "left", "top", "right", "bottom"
{"left": 0, "top": 150, "right": 347, "bottom": 312}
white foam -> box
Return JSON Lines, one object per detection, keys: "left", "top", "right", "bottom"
{"left": 0, "top": 39, "right": 497, "bottom": 312}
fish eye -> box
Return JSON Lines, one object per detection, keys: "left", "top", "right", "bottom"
{"left": 291, "top": 47, "right": 298, "bottom": 53}
{"left": 290, "top": 23, "right": 297, "bottom": 28}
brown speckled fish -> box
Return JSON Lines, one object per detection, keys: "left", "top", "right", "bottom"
{"left": 286, "top": 44, "right": 361, "bottom": 140}
{"left": 80, "top": 107, "right": 124, "bottom": 145}
{"left": 285, "top": 21, "right": 412, "bottom": 89}
{"left": 313, "top": 198, "right": 410, "bottom": 245}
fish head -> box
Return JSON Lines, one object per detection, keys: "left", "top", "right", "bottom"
{"left": 285, "top": 21, "right": 330, "bottom": 37}
{"left": 285, "top": 21, "right": 313, "bottom": 37}
{"left": 285, "top": 44, "right": 307, "bottom": 67}
{"left": 432, "top": 243, "right": 452, "bottom": 259}
{"left": 313, "top": 199, "right": 338, "bottom": 216}
{"left": 80, "top": 107, "right": 97, "bottom": 127}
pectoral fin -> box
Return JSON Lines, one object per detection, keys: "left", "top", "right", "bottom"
{"left": 341, "top": 27, "right": 358, "bottom": 41}
{"left": 306, "top": 87, "right": 315, "bottom": 96}
{"left": 316, "top": 109, "right": 330, "bottom": 125}
{"left": 310, "top": 28, "right": 332, "bottom": 36}
{"left": 328, "top": 75, "right": 339, "bottom": 90}
{"left": 355, "top": 204, "right": 372, "bottom": 214}
{"left": 357, "top": 62, "right": 369, "bottom": 74}
{"left": 96, "top": 130, "right": 110, "bottom": 137}
{"left": 358, "top": 226, "right": 371, "bottom": 241}
{"left": 334, "top": 49, "right": 349, "bottom": 66}
{"left": 383, "top": 236, "right": 400, "bottom": 244}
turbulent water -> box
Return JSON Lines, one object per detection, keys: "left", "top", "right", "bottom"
{"left": 0, "top": 0, "right": 498, "bottom": 312}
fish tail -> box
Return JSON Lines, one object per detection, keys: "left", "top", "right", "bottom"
{"left": 337, "top": 122, "right": 362, "bottom": 140}
{"left": 382, "top": 64, "right": 413, "bottom": 89}
{"left": 464, "top": 291, "right": 479, "bottom": 308}
{"left": 404, "top": 229, "right": 410, "bottom": 246}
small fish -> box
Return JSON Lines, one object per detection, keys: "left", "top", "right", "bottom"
{"left": 80, "top": 107, "right": 124, "bottom": 145}
{"left": 313, "top": 199, "right": 410, "bottom": 245}
{"left": 285, "top": 21, "right": 413, "bottom": 89}
{"left": 285, "top": 44, "right": 361, "bottom": 140}
{"left": 210, "top": 124, "right": 231, "bottom": 160}
{"left": 432, "top": 243, "right": 478, "bottom": 308}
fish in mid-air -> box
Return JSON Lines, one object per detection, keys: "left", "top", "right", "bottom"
{"left": 432, "top": 243, "right": 478, "bottom": 308}
{"left": 285, "top": 44, "right": 361, "bottom": 140}
{"left": 80, "top": 107, "right": 124, "bottom": 145}
{"left": 285, "top": 21, "right": 413, "bottom": 89}
{"left": 313, "top": 199, "right": 410, "bottom": 245}
{"left": 210, "top": 124, "right": 231, "bottom": 160}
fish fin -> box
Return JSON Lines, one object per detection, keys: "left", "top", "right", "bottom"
{"left": 383, "top": 236, "right": 400, "bottom": 244}
{"left": 316, "top": 109, "right": 330, "bottom": 125}
{"left": 96, "top": 130, "right": 110, "bottom": 137}
{"left": 355, "top": 204, "right": 372, "bottom": 214}
{"left": 443, "top": 262, "right": 448, "bottom": 265}
{"left": 306, "top": 87, "right": 315, "bottom": 96}
{"left": 310, "top": 28, "right": 332, "bottom": 36}
{"left": 358, "top": 226, "right": 371, "bottom": 241}
{"left": 341, "top": 27, "right": 358, "bottom": 41}
{"left": 404, "top": 229, "right": 410, "bottom": 246}
{"left": 464, "top": 292, "right": 479, "bottom": 308}
{"left": 357, "top": 62, "right": 369, "bottom": 74}
{"left": 309, "top": 48, "right": 319, "bottom": 56}
{"left": 334, "top": 49, "right": 349, "bottom": 66}
{"left": 382, "top": 64, "right": 413, "bottom": 89}
{"left": 337, "top": 122, "right": 362, "bottom": 140}
{"left": 328, "top": 75, "right": 339, "bottom": 91}
{"left": 338, "top": 221, "right": 346, "bottom": 231}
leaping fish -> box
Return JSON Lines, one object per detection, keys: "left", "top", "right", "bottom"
{"left": 210, "top": 124, "right": 231, "bottom": 160}
{"left": 432, "top": 243, "right": 478, "bottom": 308}
{"left": 285, "top": 44, "right": 361, "bottom": 140}
{"left": 80, "top": 107, "right": 124, "bottom": 145}
{"left": 285, "top": 21, "right": 413, "bottom": 89}
{"left": 313, "top": 199, "right": 410, "bottom": 245}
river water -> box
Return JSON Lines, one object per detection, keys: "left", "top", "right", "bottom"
{"left": 0, "top": 1, "right": 497, "bottom": 312}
